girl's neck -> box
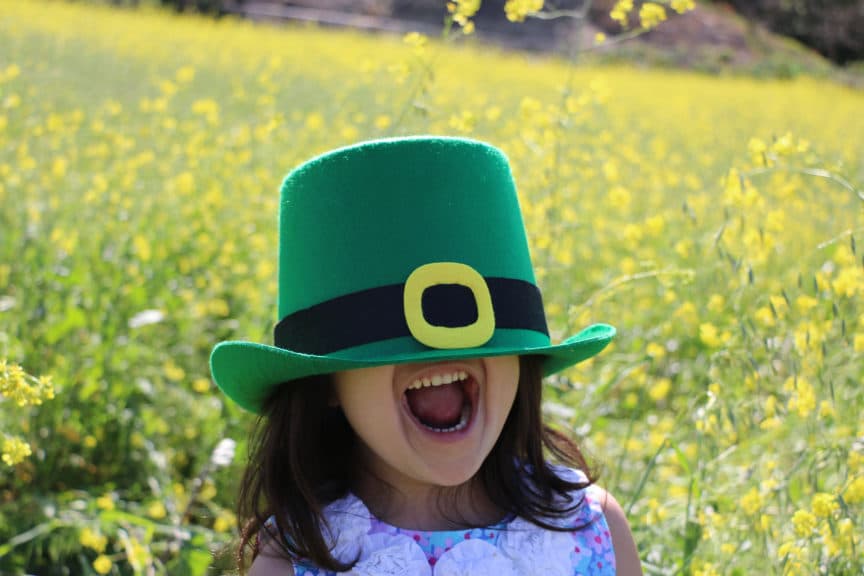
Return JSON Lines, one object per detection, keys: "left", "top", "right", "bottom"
{"left": 351, "top": 471, "right": 508, "bottom": 531}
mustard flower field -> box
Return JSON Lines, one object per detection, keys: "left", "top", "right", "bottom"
{"left": 1, "top": 0, "right": 862, "bottom": 574}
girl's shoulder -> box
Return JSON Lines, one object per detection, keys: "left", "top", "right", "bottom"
{"left": 291, "top": 464, "right": 616, "bottom": 575}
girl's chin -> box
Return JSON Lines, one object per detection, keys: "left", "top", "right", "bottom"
{"left": 415, "top": 461, "right": 483, "bottom": 488}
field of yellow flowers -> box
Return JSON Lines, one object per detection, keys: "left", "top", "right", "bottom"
{"left": 1, "top": 0, "right": 862, "bottom": 574}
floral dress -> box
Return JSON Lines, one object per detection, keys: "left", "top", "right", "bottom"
{"left": 286, "top": 467, "right": 616, "bottom": 575}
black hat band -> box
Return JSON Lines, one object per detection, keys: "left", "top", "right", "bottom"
{"left": 273, "top": 277, "right": 549, "bottom": 355}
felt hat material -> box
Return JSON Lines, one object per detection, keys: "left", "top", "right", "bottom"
{"left": 210, "top": 136, "right": 615, "bottom": 414}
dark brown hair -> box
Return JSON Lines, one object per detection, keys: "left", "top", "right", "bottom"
{"left": 236, "top": 355, "right": 598, "bottom": 572}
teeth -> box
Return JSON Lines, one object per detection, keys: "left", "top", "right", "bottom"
{"left": 408, "top": 370, "right": 469, "bottom": 391}
{"left": 420, "top": 403, "right": 471, "bottom": 433}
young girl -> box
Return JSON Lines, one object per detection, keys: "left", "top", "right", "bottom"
{"left": 210, "top": 136, "right": 642, "bottom": 575}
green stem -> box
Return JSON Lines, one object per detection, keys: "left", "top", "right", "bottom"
{"left": 0, "top": 520, "right": 62, "bottom": 556}
{"left": 744, "top": 166, "right": 864, "bottom": 202}
{"left": 625, "top": 438, "right": 668, "bottom": 517}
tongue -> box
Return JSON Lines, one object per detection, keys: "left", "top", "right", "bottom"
{"left": 406, "top": 382, "right": 465, "bottom": 428}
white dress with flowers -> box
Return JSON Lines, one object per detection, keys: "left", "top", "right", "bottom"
{"left": 285, "top": 467, "right": 616, "bottom": 575}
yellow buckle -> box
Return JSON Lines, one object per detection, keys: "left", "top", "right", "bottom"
{"left": 403, "top": 262, "right": 495, "bottom": 349}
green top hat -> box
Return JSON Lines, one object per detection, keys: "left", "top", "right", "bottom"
{"left": 210, "top": 136, "right": 615, "bottom": 414}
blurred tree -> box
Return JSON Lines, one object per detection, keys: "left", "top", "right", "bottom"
{"left": 158, "top": 0, "right": 239, "bottom": 15}
{"left": 719, "top": 0, "right": 863, "bottom": 64}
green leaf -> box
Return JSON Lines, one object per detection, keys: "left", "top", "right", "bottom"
{"left": 43, "top": 306, "right": 87, "bottom": 344}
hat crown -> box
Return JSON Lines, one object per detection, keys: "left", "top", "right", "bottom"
{"left": 210, "top": 136, "right": 616, "bottom": 414}
{"left": 278, "top": 137, "right": 538, "bottom": 320}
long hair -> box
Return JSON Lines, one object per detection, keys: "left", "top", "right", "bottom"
{"left": 236, "top": 355, "right": 598, "bottom": 572}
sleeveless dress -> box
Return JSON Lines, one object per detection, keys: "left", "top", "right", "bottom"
{"left": 283, "top": 467, "right": 616, "bottom": 575}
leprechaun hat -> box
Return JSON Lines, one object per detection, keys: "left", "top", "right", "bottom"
{"left": 210, "top": 136, "right": 615, "bottom": 414}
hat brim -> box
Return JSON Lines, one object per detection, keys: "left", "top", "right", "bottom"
{"left": 210, "top": 324, "right": 615, "bottom": 414}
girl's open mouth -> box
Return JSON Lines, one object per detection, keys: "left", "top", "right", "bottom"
{"left": 403, "top": 370, "right": 479, "bottom": 435}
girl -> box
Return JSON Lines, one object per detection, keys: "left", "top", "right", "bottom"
{"left": 210, "top": 136, "right": 642, "bottom": 574}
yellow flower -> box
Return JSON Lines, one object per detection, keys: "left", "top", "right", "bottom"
{"left": 305, "top": 112, "right": 324, "bottom": 131}
{"left": 175, "top": 65, "right": 195, "bottom": 83}
{"left": 848, "top": 451, "right": 864, "bottom": 474}
{"left": 80, "top": 527, "right": 108, "bottom": 553}
{"left": 213, "top": 511, "right": 236, "bottom": 533}
{"left": 96, "top": 493, "right": 115, "bottom": 511}
{"left": 340, "top": 125, "right": 359, "bottom": 141}
{"left": 594, "top": 32, "right": 606, "bottom": 45}
{"left": 855, "top": 333, "right": 864, "bottom": 354}
{"left": 610, "top": 0, "right": 634, "bottom": 26}
{"left": 132, "top": 234, "right": 151, "bottom": 262}
{"left": 671, "top": 0, "right": 695, "bottom": 14}
{"left": 0, "top": 362, "right": 55, "bottom": 407}
{"left": 199, "top": 481, "right": 217, "bottom": 501}
{"left": 772, "top": 132, "right": 796, "bottom": 156}
{"left": 125, "top": 538, "right": 150, "bottom": 571}
{"left": 769, "top": 294, "right": 789, "bottom": 315}
{"left": 844, "top": 476, "right": 864, "bottom": 504}
{"left": 707, "top": 294, "right": 725, "bottom": 313}
{"left": 646, "top": 342, "right": 666, "bottom": 358}
{"left": 638, "top": 3, "right": 667, "bottom": 29}
{"left": 648, "top": 377, "right": 671, "bottom": 402}
{"left": 147, "top": 501, "right": 167, "bottom": 519}
{"left": 795, "top": 295, "right": 819, "bottom": 313}
{"left": 192, "top": 378, "right": 210, "bottom": 393}
{"left": 504, "top": 0, "right": 544, "bottom": 23}
{"left": 191, "top": 98, "right": 219, "bottom": 117}
{"left": 643, "top": 497, "right": 668, "bottom": 525}
{"left": 837, "top": 518, "right": 855, "bottom": 553}
{"left": 454, "top": 0, "right": 481, "bottom": 18}
{"left": 448, "top": 110, "right": 476, "bottom": 133}
{"left": 832, "top": 266, "right": 863, "bottom": 298}
{"left": 833, "top": 244, "right": 856, "bottom": 266}
{"left": 207, "top": 298, "right": 230, "bottom": 317}
{"left": 699, "top": 322, "right": 728, "bottom": 348}
{"left": 158, "top": 79, "right": 177, "bottom": 97}
{"left": 777, "top": 540, "right": 796, "bottom": 560}
{"left": 2, "top": 63, "right": 20, "bottom": 81}
{"left": 748, "top": 137, "right": 768, "bottom": 164}
{"left": 811, "top": 493, "right": 838, "bottom": 518}
{"left": 449, "top": 0, "right": 480, "bottom": 30}
{"left": 791, "top": 509, "right": 816, "bottom": 536}
{"left": 52, "top": 157, "right": 67, "bottom": 178}
{"left": 92, "top": 555, "right": 112, "bottom": 575}
{"left": 645, "top": 214, "right": 665, "bottom": 236}
{"left": 374, "top": 115, "right": 391, "bottom": 130}
{"left": 741, "top": 487, "right": 763, "bottom": 515}
{"left": 2, "top": 435, "right": 32, "bottom": 466}
{"left": 754, "top": 306, "right": 775, "bottom": 327}
{"left": 760, "top": 416, "right": 781, "bottom": 430}
{"left": 162, "top": 360, "right": 185, "bottom": 382}
{"left": 787, "top": 377, "right": 816, "bottom": 418}
{"left": 484, "top": 106, "right": 502, "bottom": 122}
{"left": 403, "top": 31, "right": 427, "bottom": 53}
{"left": 674, "top": 238, "right": 692, "bottom": 258}
{"left": 674, "top": 301, "right": 698, "bottom": 326}
{"left": 4, "top": 93, "right": 21, "bottom": 109}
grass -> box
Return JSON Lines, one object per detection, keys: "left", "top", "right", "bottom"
{"left": 1, "top": 0, "right": 862, "bottom": 574}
